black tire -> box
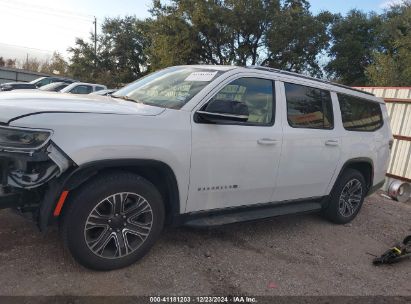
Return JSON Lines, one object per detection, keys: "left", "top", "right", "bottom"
{"left": 322, "top": 168, "right": 367, "bottom": 224}
{"left": 61, "top": 171, "right": 165, "bottom": 270}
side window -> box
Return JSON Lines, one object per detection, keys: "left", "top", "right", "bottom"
{"left": 95, "top": 86, "right": 105, "bottom": 92}
{"left": 204, "top": 77, "right": 275, "bottom": 125}
{"left": 71, "top": 85, "right": 93, "bottom": 94}
{"left": 56, "top": 84, "right": 67, "bottom": 91}
{"left": 338, "top": 94, "right": 383, "bottom": 131}
{"left": 285, "top": 83, "right": 333, "bottom": 129}
{"left": 35, "top": 78, "right": 51, "bottom": 88}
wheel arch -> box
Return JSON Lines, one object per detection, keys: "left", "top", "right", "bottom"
{"left": 39, "top": 159, "right": 180, "bottom": 231}
{"left": 332, "top": 157, "right": 374, "bottom": 194}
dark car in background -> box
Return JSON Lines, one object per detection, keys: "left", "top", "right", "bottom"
{"left": 0, "top": 82, "right": 37, "bottom": 91}
{"left": 0, "top": 76, "right": 76, "bottom": 92}
{"left": 38, "top": 82, "right": 70, "bottom": 92}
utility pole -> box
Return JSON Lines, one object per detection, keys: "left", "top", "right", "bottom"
{"left": 93, "top": 16, "right": 97, "bottom": 56}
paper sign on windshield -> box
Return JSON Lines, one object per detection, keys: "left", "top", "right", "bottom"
{"left": 185, "top": 71, "right": 218, "bottom": 82}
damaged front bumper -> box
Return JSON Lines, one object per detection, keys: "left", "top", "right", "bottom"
{"left": 2, "top": 144, "right": 70, "bottom": 189}
{"left": 0, "top": 141, "right": 72, "bottom": 212}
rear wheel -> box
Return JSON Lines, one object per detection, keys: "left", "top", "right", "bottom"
{"left": 322, "top": 168, "right": 366, "bottom": 224}
{"left": 61, "top": 171, "right": 165, "bottom": 270}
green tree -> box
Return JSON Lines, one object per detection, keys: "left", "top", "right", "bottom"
{"left": 148, "top": 0, "right": 236, "bottom": 68}
{"left": 264, "top": 0, "right": 334, "bottom": 77}
{"left": 366, "top": 2, "right": 411, "bottom": 86}
{"left": 148, "top": 0, "right": 332, "bottom": 76}
{"left": 325, "top": 10, "right": 382, "bottom": 86}
{"left": 226, "top": 0, "right": 281, "bottom": 65}
{"left": 22, "top": 57, "right": 42, "bottom": 72}
{"left": 41, "top": 52, "right": 69, "bottom": 75}
{"left": 68, "top": 37, "right": 99, "bottom": 83}
{"left": 146, "top": 13, "right": 202, "bottom": 69}
{"left": 68, "top": 16, "right": 150, "bottom": 87}
{"left": 99, "top": 16, "right": 150, "bottom": 84}
{"left": 5, "top": 58, "right": 16, "bottom": 68}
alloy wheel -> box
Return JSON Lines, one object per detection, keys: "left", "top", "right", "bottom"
{"left": 84, "top": 192, "right": 153, "bottom": 259}
{"left": 338, "top": 179, "right": 363, "bottom": 218}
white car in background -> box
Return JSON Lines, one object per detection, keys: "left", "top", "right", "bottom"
{"left": 89, "top": 89, "right": 117, "bottom": 96}
{"left": 61, "top": 82, "right": 107, "bottom": 94}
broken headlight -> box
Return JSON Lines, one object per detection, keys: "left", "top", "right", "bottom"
{"left": 0, "top": 126, "right": 52, "bottom": 150}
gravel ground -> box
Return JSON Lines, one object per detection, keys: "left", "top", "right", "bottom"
{"left": 0, "top": 192, "right": 410, "bottom": 296}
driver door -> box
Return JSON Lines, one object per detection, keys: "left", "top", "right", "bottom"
{"left": 186, "top": 77, "right": 283, "bottom": 212}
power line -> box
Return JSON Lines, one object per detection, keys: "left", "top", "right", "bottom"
{"left": 0, "top": 0, "right": 99, "bottom": 61}
{"left": 0, "top": 6, "right": 93, "bottom": 23}
{"left": 0, "top": 42, "right": 53, "bottom": 54}
{"left": 0, "top": 0, "right": 94, "bottom": 19}
{"left": 0, "top": 9, "right": 94, "bottom": 33}
{"left": 0, "top": 0, "right": 94, "bottom": 22}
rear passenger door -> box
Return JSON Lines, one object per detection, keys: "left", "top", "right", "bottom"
{"left": 273, "top": 82, "right": 341, "bottom": 202}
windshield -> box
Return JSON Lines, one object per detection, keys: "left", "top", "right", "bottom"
{"left": 30, "top": 77, "right": 45, "bottom": 84}
{"left": 60, "top": 84, "right": 74, "bottom": 92}
{"left": 39, "top": 83, "right": 61, "bottom": 90}
{"left": 112, "top": 66, "right": 225, "bottom": 109}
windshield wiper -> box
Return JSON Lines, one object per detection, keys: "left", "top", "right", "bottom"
{"left": 111, "top": 95, "right": 143, "bottom": 104}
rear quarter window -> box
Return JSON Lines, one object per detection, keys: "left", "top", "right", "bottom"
{"left": 337, "top": 94, "right": 383, "bottom": 132}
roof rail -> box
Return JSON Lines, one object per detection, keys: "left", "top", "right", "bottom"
{"left": 246, "top": 66, "right": 374, "bottom": 96}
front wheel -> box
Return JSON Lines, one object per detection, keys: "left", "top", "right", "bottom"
{"left": 322, "top": 168, "right": 366, "bottom": 224}
{"left": 61, "top": 172, "right": 165, "bottom": 270}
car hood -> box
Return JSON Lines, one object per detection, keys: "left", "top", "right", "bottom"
{"left": 0, "top": 91, "right": 165, "bottom": 123}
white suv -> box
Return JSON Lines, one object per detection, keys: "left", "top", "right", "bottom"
{"left": 0, "top": 65, "right": 392, "bottom": 270}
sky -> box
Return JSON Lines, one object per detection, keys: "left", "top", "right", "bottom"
{"left": 309, "top": 0, "right": 404, "bottom": 13}
{"left": 0, "top": 0, "right": 406, "bottom": 63}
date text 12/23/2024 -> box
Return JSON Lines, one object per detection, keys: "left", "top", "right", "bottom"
{"left": 150, "top": 296, "right": 257, "bottom": 303}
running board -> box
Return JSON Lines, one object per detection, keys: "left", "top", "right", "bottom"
{"left": 183, "top": 201, "right": 323, "bottom": 228}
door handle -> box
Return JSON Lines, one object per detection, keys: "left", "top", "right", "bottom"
{"left": 257, "top": 138, "right": 279, "bottom": 146}
{"left": 325, "top": 139, "right": 339, "bottom": 146}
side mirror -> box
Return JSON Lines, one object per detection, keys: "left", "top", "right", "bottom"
{"left": 195, "top": 100, "right": 249, "bottom": 123}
